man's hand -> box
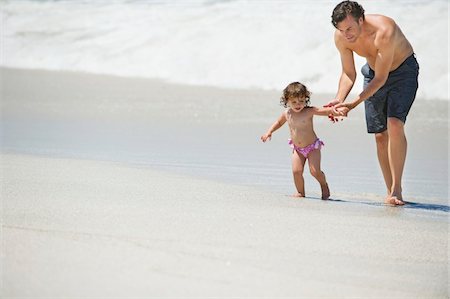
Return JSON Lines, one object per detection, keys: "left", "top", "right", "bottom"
{"left": 323, "top": 98, "right": 342, "bottom": 108}
{"left": 328, "top": 102, "right": 355, "bottom": 122}
{"left": 334, "top": 102, "right": 355, "bottom": 115}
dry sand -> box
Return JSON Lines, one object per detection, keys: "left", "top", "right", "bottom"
{"left": 1, "top": 153, "right": 448, "bottom": 298}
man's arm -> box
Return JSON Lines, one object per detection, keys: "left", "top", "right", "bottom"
{"left": 337, "top": 28, "right": 395, "bottom": 111}
{"left": 329, "top": 31, "right": 357, "bottom": 106}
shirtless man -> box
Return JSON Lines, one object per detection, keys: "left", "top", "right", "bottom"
{"left": 327, "top": 1, "right": 419, "bottom": 205}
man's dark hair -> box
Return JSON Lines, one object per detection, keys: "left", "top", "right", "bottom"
{"left": 331, "top": 1, "right": 365, "bottom": 28}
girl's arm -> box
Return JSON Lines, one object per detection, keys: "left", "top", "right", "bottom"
{"left": 311, "top": 106, "right": 344, "bottom": 117}
{"left": 261, "top": 111, "right": 287, "bottom": 142}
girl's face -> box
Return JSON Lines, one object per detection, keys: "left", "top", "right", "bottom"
{"left": 288, "top": 96, "right": 307, "bottom": 112}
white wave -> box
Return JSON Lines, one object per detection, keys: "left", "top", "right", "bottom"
{"left": 1, "top": 0, "right": 448, "bottom": 100}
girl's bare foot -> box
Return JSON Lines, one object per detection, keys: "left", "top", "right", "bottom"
{"left": 292, "top": 192, "right": 305, "bottom": 198}
{"left": 321, "top": 183, "right": 330, "bottom": 200}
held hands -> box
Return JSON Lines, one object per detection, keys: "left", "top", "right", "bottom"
{"left": 324, "top": 99, "right": 352, "bottom": 123}
{"left": 334, "top": 102, "right": 353, "bottom": 115}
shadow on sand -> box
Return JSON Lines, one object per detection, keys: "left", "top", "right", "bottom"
{"left": 403, "top": 201, "right": 450, "bottom": 213}
{"left": 304, "top": 196, "right": 449, "bottom": 213}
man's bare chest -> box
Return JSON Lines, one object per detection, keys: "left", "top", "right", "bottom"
{"left": 350, "top": 39, "right": 377, "bottom": 59}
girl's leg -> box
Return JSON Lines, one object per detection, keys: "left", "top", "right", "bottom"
{"left": 307, "top": 149, "right": 330, "bottom": 199}
{"left": 291, "top": 151, "right": 307, "bottom": 197}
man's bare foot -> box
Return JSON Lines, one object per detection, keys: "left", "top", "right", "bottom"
{"left": 292, "top": 192, "right": 305, "bottom": 198}
{"left": 321, "top": 183, "right": 330, "bottom": 200}
{"left": 385, "top": 195, "right": 405, "bottom": 206}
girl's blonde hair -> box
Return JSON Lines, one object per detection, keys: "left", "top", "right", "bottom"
{"left": 280, "top": 82, "right": 311, "bottom": 107}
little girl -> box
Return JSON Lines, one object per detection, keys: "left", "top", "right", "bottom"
{"left": 261, "top": 82, "right": 342, "bottom": 199}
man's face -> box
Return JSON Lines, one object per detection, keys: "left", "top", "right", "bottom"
{"left": 336, "top": 15, "right": 362, "bottom": 43}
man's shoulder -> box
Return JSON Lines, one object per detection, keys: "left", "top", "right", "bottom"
{"left": 367, "top": 14, "right": 396, "bottom": 34}
{"left": 366, "top": 15, "right": 397, "bottom": 47}
{"left": 366, "top": 14, "right": 395, "bottom": 24}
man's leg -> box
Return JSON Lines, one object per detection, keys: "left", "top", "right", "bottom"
{"left": 386, "top": 117, "right": 407, "bottom": 205}
{"left": 374, "top": 130, "right": 393, "bottom": 195}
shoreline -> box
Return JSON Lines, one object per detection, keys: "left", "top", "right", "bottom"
{"left": 2, "top": 66, "right": 449, "bottom": 103}
{"left": 2, "top": 67, "right": 448, "bottom": 202}
{"left": 1, "top": 67, "right": 448, "bottom": 203}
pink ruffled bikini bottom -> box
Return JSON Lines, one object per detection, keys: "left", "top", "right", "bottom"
{"left": 288, "top": 138, "right": 324, "bottom": 158}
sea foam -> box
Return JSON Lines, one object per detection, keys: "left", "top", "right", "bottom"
{"left": 1, "top": 0, "right": 448, "bottom": 100}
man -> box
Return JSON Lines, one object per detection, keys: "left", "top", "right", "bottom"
{"left": 327, "top": 1, "right": 419, "bottom": 205}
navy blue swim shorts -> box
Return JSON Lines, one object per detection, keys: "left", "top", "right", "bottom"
{"left": 361, "top": 54, "right": 419, "bottom": 133}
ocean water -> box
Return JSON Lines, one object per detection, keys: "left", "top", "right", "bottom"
{"left": 1, "top": 0, "right": 448, "bottom": 100}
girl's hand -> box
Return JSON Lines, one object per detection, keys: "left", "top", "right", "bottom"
{"left": 328, "top": 107, "right": 348, "bottom": 123}
{"left": 261, "top": 133, "right": 272, "bottom": 142}
{"left": 324, "top": 99, "right": 344, "bottom": 123}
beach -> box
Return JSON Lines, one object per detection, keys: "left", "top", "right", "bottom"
{"left": 1, "top": 68, "right": 448, "bottom": 298}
